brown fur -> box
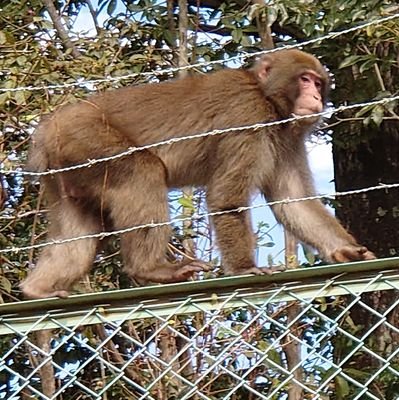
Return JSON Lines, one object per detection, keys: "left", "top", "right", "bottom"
{"left": 21, "top": 49, "right": 375, "bottom": 299}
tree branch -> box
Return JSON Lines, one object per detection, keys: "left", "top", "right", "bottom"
{"left": 283, "top": 230, "right": 304, "bottom": 400}
{"left": 84, "top": 0, "right": 100, "bottom": 35}
{"left": 252, "top": 0, "right": 274, "bottom": 50}
{"left": 35, "top": 330, "right": 56, "bottom": 397}
{"left": 42, "top": 0, "right": 81, "bottom": 58}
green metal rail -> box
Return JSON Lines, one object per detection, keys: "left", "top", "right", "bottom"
{"left": 0, "top": 257, "right": 398, "bottom": 335}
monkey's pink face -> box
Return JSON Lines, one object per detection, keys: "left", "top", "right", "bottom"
{"left": 294, "top": 72, "right": 324, "bottom": 116}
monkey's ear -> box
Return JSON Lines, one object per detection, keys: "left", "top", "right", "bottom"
{"left": 253, "top": 56, "right": 272, "bottom": 83}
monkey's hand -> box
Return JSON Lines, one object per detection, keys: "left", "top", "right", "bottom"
{"left": 331, "top": 245, "right": 376, "bottom": 263}
{"left": 171, "top": 260, "right": 210, "bottom": 281}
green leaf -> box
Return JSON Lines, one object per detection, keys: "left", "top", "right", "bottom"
{"left": 0, "top": 276, "right": 11, "bottom": 293}
{"left": 371, "top": 105, "right": 385, "bottom": 126}
{"left": 267, "top": 7, "right": 278, "bottom": 25}
{"left": 355, "top": 104, "right": 374, "bottom": 118}
{"left": 0, "top": 31, "right": 6, "bottom": 45}
{"left": 107, "top": 0, "right": 117, "bottom": 16}
{"left": 344, "top": 315, "right": 361, "bottom": 333}
{"left": 41, "top": 20, "right": 54, "bottom": 30}
{"left": 178, "top": 197, "right": 195, "bottom": 210}
{"left": 335, "top": 376, "right": 350, "bottom": 399}
{"left": 164, "top": 30, "right": 175, "bottom": 47}
{"left": 265, "top": 348, "right": 282, "bottom": 366}
{"left": 276, "top": 4, "right": 289, "bottom": 24}
{"left": 338, "top": 55, "right": 367, "bottom": 69}
{"left": 129, "top": 54, "right": 147, "bottom": 62}
{"left": 301, "top": 244, "right": 316, "bottom": 265}
{"left": 0, "top": 30, "right": 15, "bottom": 44}
{"left": 13, "top": 90, "right": 26, "bottom": 105}
{"left": 244, "top": 350, "right": 255, "bottom": 358}
{"left": 257, "top": 340, "right": 269, "bottom": 351}
{"left": 16, "top": 56, "right": 27, "bottom": 66}
{"left": 316, "top": 296, "right": 328, "bottom": 312}
{"left": 260, "top": 241, "right": 274, "bottom": 248}
{"left": 359, "top": 58, "right": 377, "bottom": 74}
{"left": 0, "top": 93, "right": 9, "bottom": 106}
{"left": 343, "top": 367, "right": 370, "bottom": 380}
{"left": 231, "top": 28, "right": 242, "bottom": 43}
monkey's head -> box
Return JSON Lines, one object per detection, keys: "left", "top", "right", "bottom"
{"left": 251, "top": 49, "right": 330, "bottom": 121}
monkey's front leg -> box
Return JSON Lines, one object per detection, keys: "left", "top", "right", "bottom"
{"left": 210, "top": 210, "right": 270, "bottom": 276}
{"left": 265, "top": 160, "right": 376, "bottom": 263}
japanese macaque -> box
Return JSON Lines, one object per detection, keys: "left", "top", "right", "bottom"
{"left": 21, "top": 49, "right": 375, "bottom": 299}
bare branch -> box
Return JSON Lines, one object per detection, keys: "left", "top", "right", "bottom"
{"left": 252, "top": 0, "right": 274, "bottom": 50}
{"left": 84, "top": 0, "right": 100, "bottom": 35}
{"left": 284, "top": 230, "right": 304, "bottom": 400}
{"left": 35, "top": 330, "right": 56, "bottom": 397}
{"left": 42, "top": 0, "right": 81, "bottom": 58}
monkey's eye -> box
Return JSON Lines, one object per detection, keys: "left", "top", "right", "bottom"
{"left": 315, "top": 79, "right": 322, "bottom": 89}
{"left": 300, "top": 75, "right": 311, "bottom": 83}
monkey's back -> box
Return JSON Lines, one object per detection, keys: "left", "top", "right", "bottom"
{"left": 31, "top": 68, "right": 280, "bottom": 187}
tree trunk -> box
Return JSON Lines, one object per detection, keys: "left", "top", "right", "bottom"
{"left": 333, "top": 121, "right": 399, "bottom": 258}
{"left": 332, "top": 58, "right": 399, "bottom": 396}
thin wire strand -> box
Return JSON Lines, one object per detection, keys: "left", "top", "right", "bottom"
{"left": 1, "top": 14, "right": 398, "bottom": 255}
{"left": 0, "top": 13, "right": 398, "bottom": 94}
{"left": 1, "top": 94, "right": 398, "bottom": 177}
{"left": 1, "top": 182, "right": 397, "bottom": 254}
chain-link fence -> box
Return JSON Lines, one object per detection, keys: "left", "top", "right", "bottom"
{"left": 1, "top": 257, "right": 399, "bottom": 400}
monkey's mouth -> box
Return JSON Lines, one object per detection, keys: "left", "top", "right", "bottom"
{"left": 294, "top": 92, "right": 323, "bottom": 116}
{"left": 293, "top": 106, "right": 323, "bottom": 116}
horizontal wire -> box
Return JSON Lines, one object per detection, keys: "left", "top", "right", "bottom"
{"left": 0, "top": 13, "right": 398, "bottom": 94}
{"left": 1, "top": 94, "right": 398, "bottom": 178}
{"left": 1, "top": 14, "right": 398, "bottom": 256}
{"left": 1, "top": 182, "right": 398, "bottom": 254}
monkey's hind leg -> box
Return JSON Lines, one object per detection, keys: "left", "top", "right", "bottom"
{"left": 107, "top": 152, "right": 205, "bottom": 284}
{"left": 20, "top": 199, "right": 100, "bottom": 299}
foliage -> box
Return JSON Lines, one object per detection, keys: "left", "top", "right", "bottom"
{"left": 1, "top": 0, "right": 398, "bottom": 398}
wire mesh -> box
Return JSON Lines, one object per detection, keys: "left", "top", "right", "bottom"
{"left": 1, "top": 258, "right": 399, "bottom": 399}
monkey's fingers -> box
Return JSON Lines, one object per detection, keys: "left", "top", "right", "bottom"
{"left": 172, "top": 264, "right": 206, "bottom": 281}
{"left": 269, "top": 265, "right": 287, "bottom": 273}
{"left": 227, "top": 266, "right": 268, "bottom": 277}
{"left": 188, "top": 260, "right": 212, "bottom": 272}
{"left": 53, "top": 290, "right": 70, "bottom": 299}
{"left": 255, "top": 265, "right": 286, "bottom": 275}
{"left": 360, "top": 249, "right": 376, "bottom": 260}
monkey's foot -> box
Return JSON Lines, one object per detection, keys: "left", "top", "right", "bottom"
{"left": 20, "top": 282, "right": 70, "bottom": 299}
{"left": 226, "top": 265, "right": 285, "bottom": 277}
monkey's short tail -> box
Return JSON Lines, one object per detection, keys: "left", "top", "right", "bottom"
{"left": 26, "top": 146, "right": 48, "bottom": 173}
{"left": 26, "top": 127, "right": 49, "bottom": 173}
